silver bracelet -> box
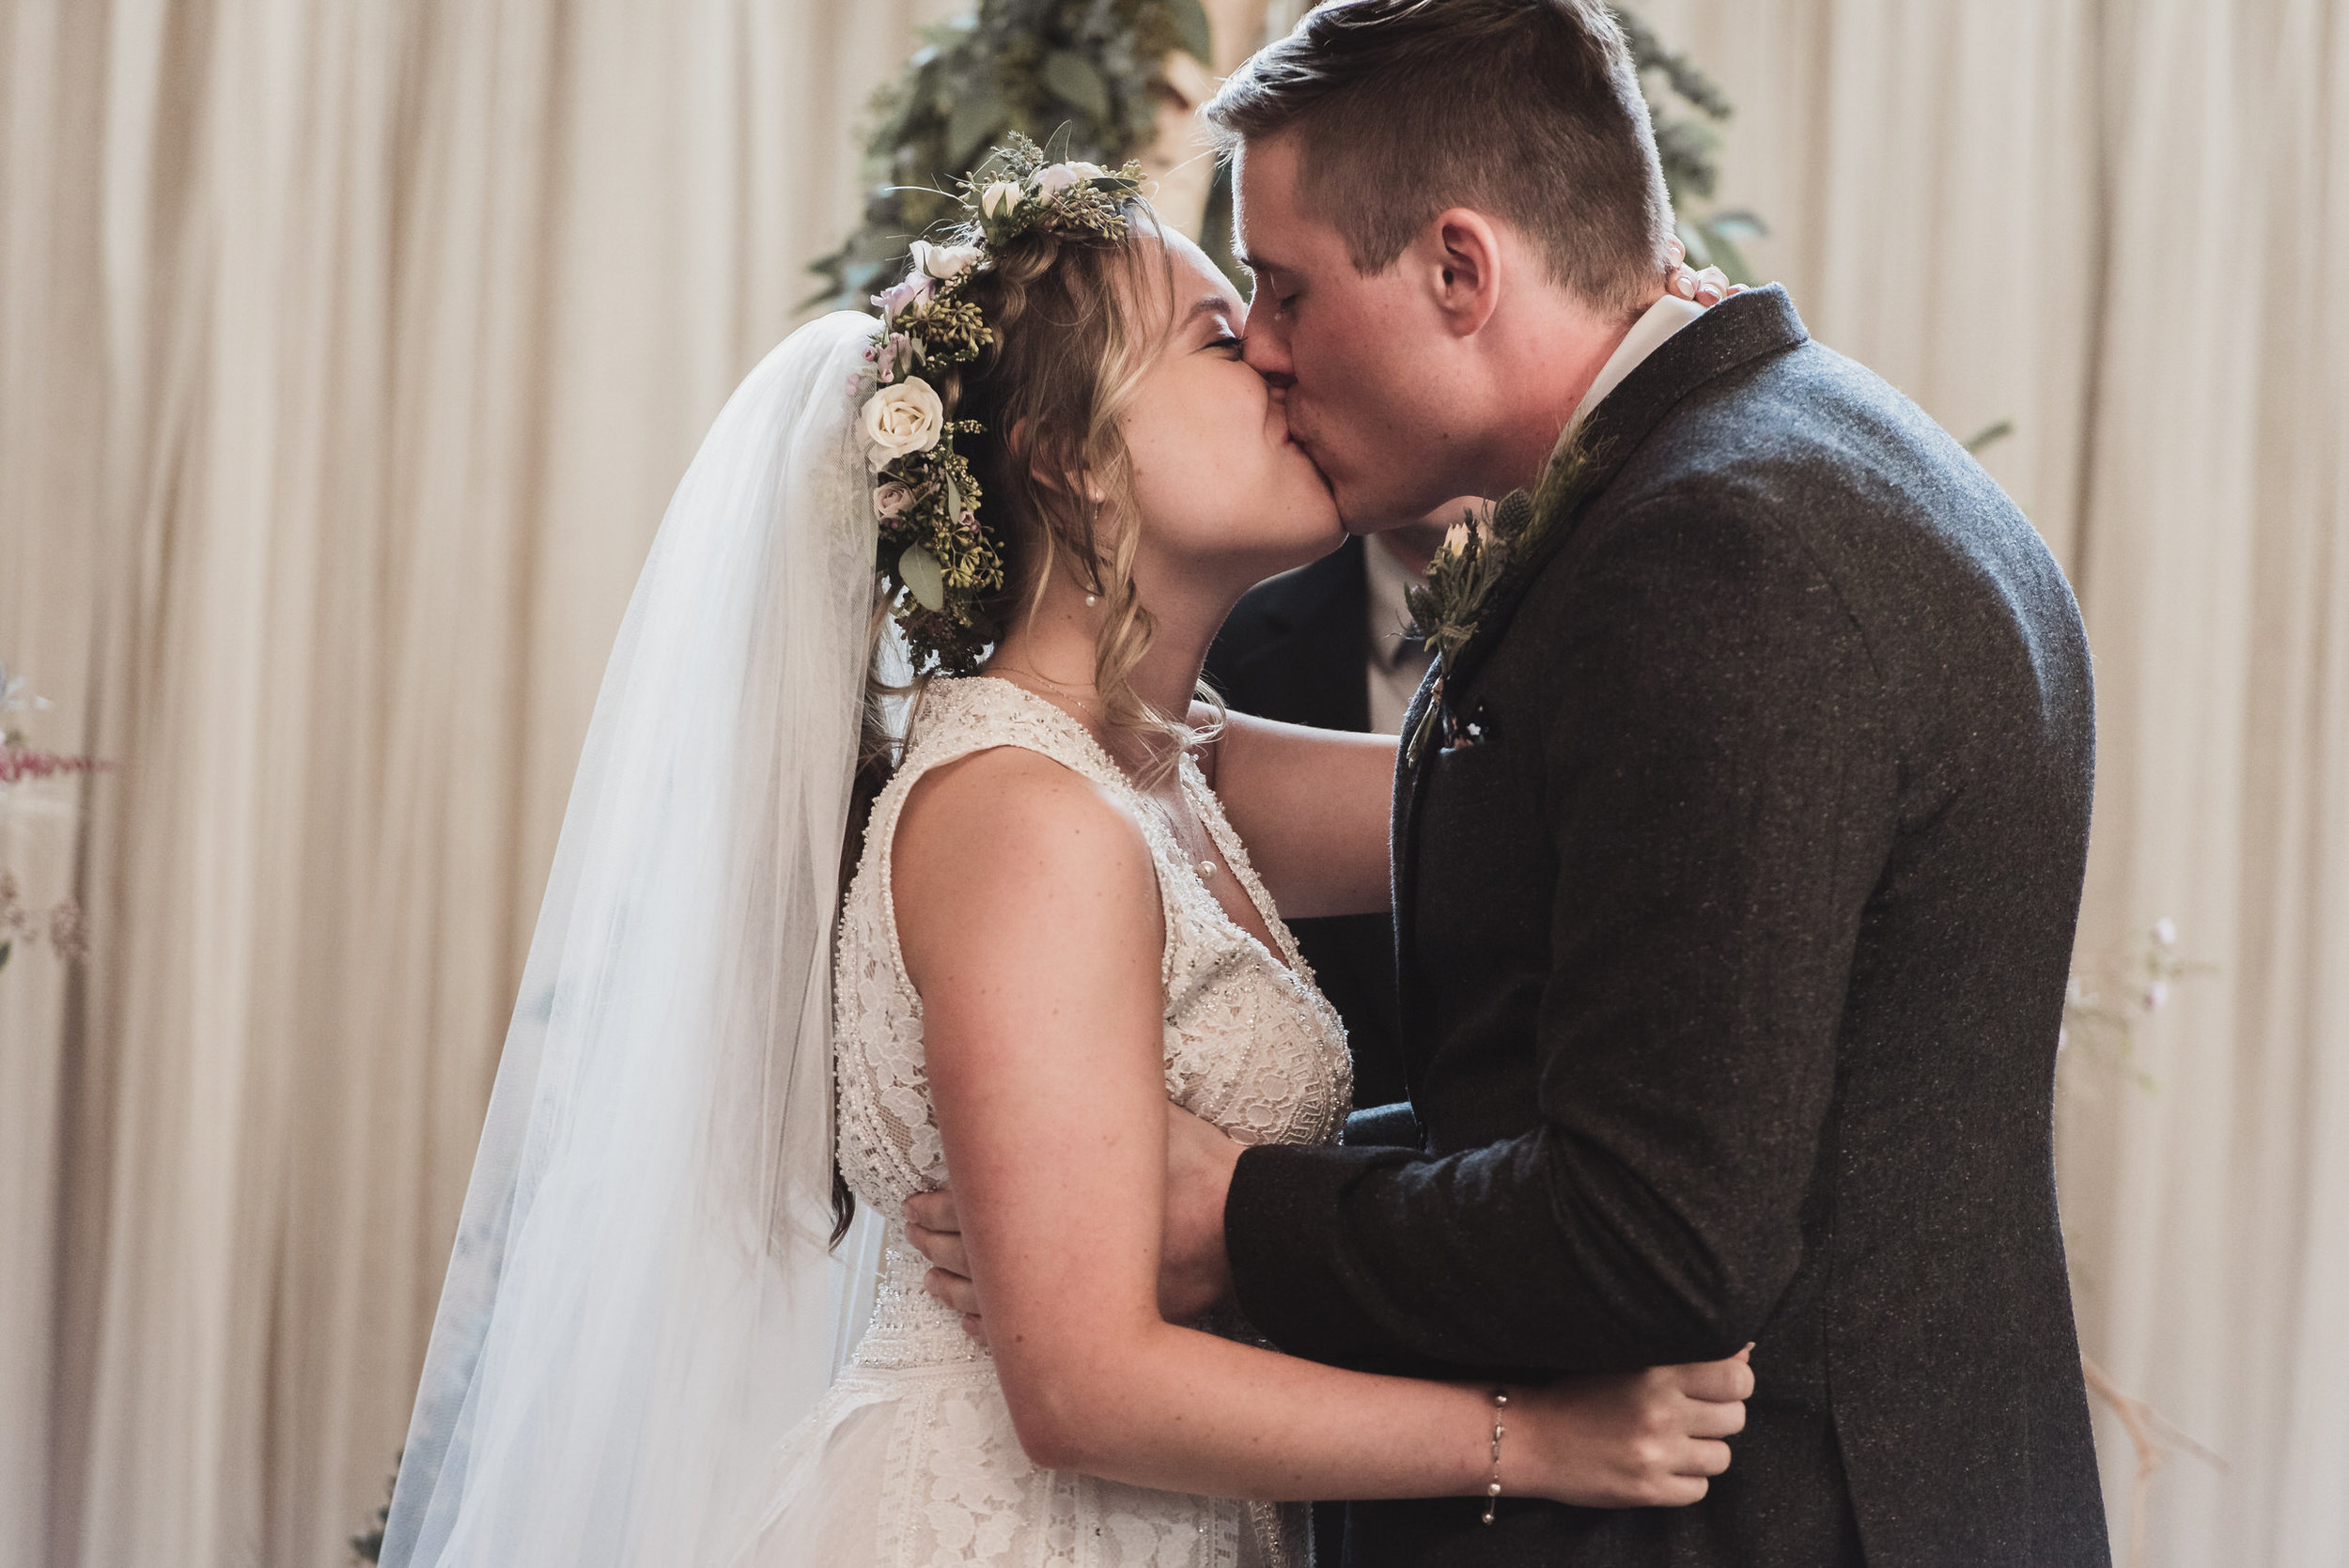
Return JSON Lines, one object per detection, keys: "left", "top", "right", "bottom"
{"left": 1480, "top": 1387, "right": 1510, "bottom": 1525}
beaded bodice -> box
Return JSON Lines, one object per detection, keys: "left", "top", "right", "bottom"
{"left": 832, "top": 676, "right": 1352, "bottom": 1369}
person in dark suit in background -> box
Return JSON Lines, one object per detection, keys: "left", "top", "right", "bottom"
{"left": 1205, "top": 520, "right": 1447, "bottom": 1111}
{"left": 1206, "top": 520, "right": 1439, "bottom": 1568}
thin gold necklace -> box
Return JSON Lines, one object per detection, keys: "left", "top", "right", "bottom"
{"left": 988, "top": 663, "right": 1103, "bottom": 715}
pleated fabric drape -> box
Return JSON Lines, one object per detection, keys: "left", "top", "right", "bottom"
{"left": 1640, "top": 3, "right": 2349, "bottom": 1563}
{"left": 0, "top": 3, "right": 945, "bottom": 1564}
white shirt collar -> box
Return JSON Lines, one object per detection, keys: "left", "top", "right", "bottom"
{"left": 1361, "top": 531, "right": 1424, "bottom": 668}
{"left": 1563, "top": 292, "right": 1707, "bottom": 437}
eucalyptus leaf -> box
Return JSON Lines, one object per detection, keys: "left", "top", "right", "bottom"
{"left": 1166, "top": 0, "right": 1212, "bottom": 64}
{"left": 947, "top": 92, "right": 1004, "bottom": 173}
{"left": 899, "top": 544, "right": 947, "bottom": 612}
{"left": 945, "top": 474, "right": 965, "bottom": 522}
{"left": 1041, "top": 121, "right": 1076, "bottom": 168}
{"left": 1693, "top": 217, "right": 1756, "bottom": 286}
{"left": 1043, "top": 52, "right": 1110, "bottom": 120}
{"left": 1962, "top": 419, "right": 2015, "bottom": 456}
{"left": 1674, "top": 218, "right": 1715, "bottom": 272}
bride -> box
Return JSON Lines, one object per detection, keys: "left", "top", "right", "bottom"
{"left": 379, "top": 140, "right": 1749, "bottom": 1568}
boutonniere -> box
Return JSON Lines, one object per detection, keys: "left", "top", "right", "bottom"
{"left": 1403, "top": 430, "right": 1597, "bottom": 765}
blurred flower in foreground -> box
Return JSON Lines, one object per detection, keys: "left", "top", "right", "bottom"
{"left": 0, "top": 662, "right": 103, "bottom": 975}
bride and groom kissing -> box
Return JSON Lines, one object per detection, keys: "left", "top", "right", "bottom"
{"left": 380, "top": 1, "right": 2113, "bottom": 1565}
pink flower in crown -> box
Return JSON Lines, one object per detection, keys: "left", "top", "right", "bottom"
{"left": 959, "top": 509, "right": 979, "bottom": 536}
{"left": 874, "top": 481, "right": 917, "bottom": 520}
{"left": 873, "top": 273, "right": 934, "bottom": 322}
{"left": 876, "top": 331, "right": 916, "bottom": 382}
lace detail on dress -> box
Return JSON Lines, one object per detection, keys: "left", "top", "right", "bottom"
{"left": 810, "top": 675, "right": 1350, "bottom": 1568}
{"left": 834, "top": 676, "right": 1351, "bottom": 1226}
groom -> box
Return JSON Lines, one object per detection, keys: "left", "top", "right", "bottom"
{"left": 918, "top": 1, "right": 2111, "bottom": 1562}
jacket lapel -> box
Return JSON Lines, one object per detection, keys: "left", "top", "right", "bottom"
{"left": 1446, "top": 286, "right": 1812, "bottom": 695}
{"left": 1391, "top": 287, "right": 1811, "bottom": 1072}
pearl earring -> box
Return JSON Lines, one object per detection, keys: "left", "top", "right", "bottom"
{"left": 1084, "top": 593, "right": 1098, "bottom": 607}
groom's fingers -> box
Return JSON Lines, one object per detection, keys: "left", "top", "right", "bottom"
{"left": 905, "top": 1218, "right": 972, "bottom": 1279}
{"left": 901, "top": 1188, "right": 960, "bottom": 1234}
{"left": 923, "top": 1265, "right": 982, "bottom": 1316}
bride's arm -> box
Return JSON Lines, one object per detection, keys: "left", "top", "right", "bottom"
{"left": 894, "top": 750, "right": 1743, "bottom": 1504}
{"left": 1194, "top": 708, "right": 1396, "bottom": 921}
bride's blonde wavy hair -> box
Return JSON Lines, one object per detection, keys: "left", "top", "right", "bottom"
{"left": 848, "top": 197, "right": 1220, "bottom": 828}
{"left": 832, "top": 199, "right": 1216, "bottom": 1242}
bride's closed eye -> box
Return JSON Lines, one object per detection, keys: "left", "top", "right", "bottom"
{"left": 1207, "top": 334, "right": 1245, "bottom": 356}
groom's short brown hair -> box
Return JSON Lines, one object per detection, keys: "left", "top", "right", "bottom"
{"left": 1205, "top": 0, "right": 1673, "bottom": 318}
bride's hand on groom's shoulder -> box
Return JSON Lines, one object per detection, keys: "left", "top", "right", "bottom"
{"left": 1512, "top": 1348, "right": 1754, "bottom": 1510}
{"left": 1663, "top": 236, "right": 1742, "bottom": 308}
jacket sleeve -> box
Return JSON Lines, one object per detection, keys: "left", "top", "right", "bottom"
{"left": 1223, "top": 494, "right": 1898, "bottom": 1374}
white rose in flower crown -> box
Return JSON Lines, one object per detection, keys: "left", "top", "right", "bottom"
{"left": 979, "top": 181, "right": 1026, "bottom": 221}
{"left": 910, "top": 240, "right": 982, "bottom": 281}
{"left": 863, "top": 377, "right": 944, "bottom": 469}
{"left": 1034, "top": 163, "right": 1083, "bottom": 200}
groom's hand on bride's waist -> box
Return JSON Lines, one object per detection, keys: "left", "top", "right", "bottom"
{"left": 904, "top": 1102, "right": 1247, "bottom": 1341}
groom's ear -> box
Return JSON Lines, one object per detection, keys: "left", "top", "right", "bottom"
{"left": 1426, "top": 209, "right": 1504, "bottom": 339}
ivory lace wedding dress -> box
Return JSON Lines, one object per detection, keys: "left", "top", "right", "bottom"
{"left": 739, "top": 675, "right": 1354, "bottom": 1568}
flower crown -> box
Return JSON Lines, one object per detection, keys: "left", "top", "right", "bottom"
{"left": 853, "top": 132, "right": 1144, "bottom": 676}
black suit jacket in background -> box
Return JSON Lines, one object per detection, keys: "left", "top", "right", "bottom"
{"left": 1223, "top": 288, "right": 2110, "bottom": 1567}
{"left": 1206, "top": 537, "right": 1410, "bottom": 1110}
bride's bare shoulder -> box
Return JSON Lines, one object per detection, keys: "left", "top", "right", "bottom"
{"left": 890, "top": 746, "right": 1160, "bottom": 974}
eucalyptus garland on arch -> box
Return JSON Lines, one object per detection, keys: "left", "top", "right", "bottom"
{"left": 813, "top": 3, "right": 1766, "bottom": 306}
{"left": 809, "top": 0, "right": 1212, "bottom": 308}
{"left": 1612, "top": 7, "right": 1767, "bottom": 284}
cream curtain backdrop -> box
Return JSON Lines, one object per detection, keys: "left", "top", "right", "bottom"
{"left": 1637, "top": 3, "right": 2349, "bottom": 1564}
{"left": 0, "top": 2, "right": 954, "bottom": 1564}
{"left": 3, "top": 2, "right": 2344, "bottom": 1567}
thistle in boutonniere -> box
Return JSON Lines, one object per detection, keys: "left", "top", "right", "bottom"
{"left": 1402, "top": 430, "right": 1597, "bottom": 765}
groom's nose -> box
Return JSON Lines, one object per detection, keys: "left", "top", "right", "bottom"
{"left": 1243, "top": 322, "right": 1295, "bottom": 389}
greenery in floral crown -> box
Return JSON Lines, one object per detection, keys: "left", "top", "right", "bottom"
{"left": 854, "top": 132, "right": 1145, "bottom": 675}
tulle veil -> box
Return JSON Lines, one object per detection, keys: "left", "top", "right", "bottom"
{"left": 381, "top": 309, "right": 895, "bottom": 1566}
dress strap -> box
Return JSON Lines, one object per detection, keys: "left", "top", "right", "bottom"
{"left": 892, "top": 675, "right": 1136, "bottom": 799}
{"left": 855, "top": 676, "right": 1184, "bottom": 991}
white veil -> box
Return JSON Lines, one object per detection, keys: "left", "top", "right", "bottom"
{"left": 381, "top": 309, "right": 892, "bottom": 1566}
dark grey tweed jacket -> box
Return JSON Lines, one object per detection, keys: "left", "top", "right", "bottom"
{"left": 1223, "top": 287, "right": 2110, "bottom": 1567}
